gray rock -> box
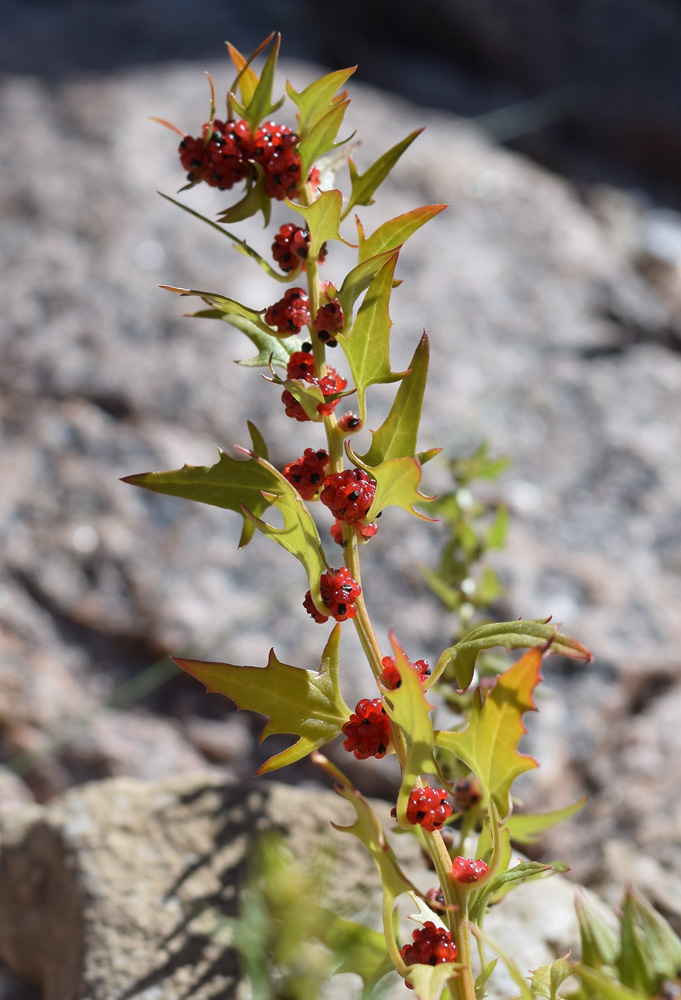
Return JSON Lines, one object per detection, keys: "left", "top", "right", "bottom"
{"left": 0, "top": 772, "right": 599, "bottom": 1000}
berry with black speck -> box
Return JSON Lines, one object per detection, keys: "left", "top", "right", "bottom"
{"left": 265, "top": 288, "right": 310, "bottom": 334}
{"left": 337, "top": 412, "right": 362, "bottom": 434}
{"left": 303, "top": 567, "right": 361, "bottom": 623}
{"left": 405, "top": 786, "right": 453, "bottom": 832}
{"left": 272, "top": 224, "right": 310, "bottom": 273}
{"left": 313, "top": 301, "right": 345, "bottom": 348}
{"left": 452, "top": 777, "right": 482, "bottom": 811}
{"left": 281, "top": 390, "right": 311, "bottom": 422}
{"left": 399, "top": 922, "right": 458, "bottom": 970}
{"left": 302, "top": 591, "right": 328, "bottom": 623}
{"left": 317, "top": 368, "right": 348, "bottom": 416}
{"left": 381, "top": 655, "right": 431, "bottom": 690}
{"left": 451, "top": 856, "right": 489, "bottom": 884}
{"left": 283, "top": 448, "right": 329, "bottom": 500}
{"left": 331, "top": 519, "right": 378, "bottom": 546}
{"left": 320, "top": 468, "right": 375, "bottom": 524}
{"left": 342, "top": 698, "right": 391, "bottom": 759}
{"left": 178, "top": 119, "right": 251, "bottom": 189}
{"left": 286, "top": 348, "right": 316, "bottom": 382}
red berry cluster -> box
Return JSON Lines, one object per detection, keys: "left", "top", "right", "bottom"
{"left": 451, "top": 777, "right": 482, "bottom": 811}
{"left": 381, "top": 654, "right": 431, "bottom": 690}
{"left": 320, "top": 469, "right": 375, "bottom": 524}
{"left": 250, "top": 120, "right": 302, "bottom": 199}
{"left": 282, "top": 348, "right": 348, "bottom": 422}
{"left": 451, "top": 856, "right": 489, "bottom": 884}
{"left": 272, "top": 224, "right": 327, "bottom": 273}
{"left": 265, "top": 288, "right": 310, "bottom": 334}
{"left": 313, "top": 300, "right": 345, "bottom": 347}
{"left": 342, "top": 698, "right": 391, "bottom": 759}
{"left": 282, "top": 448, "right": 329, "bottom": 500}
{"left": 178, "top": 118, "right": 304, "bottom": 200}
{"left": 330, "top": 518, "right": 377, "bottom": 546}
{"left": 303, "top": 567, "right": 361, "bottom": 623}
{"left": 405, "top": 786, "right": 453, "bottom": 832}
{"left": 400, "top": 922, "right": 458, "bottom": 968}
{"left": 178, "top": 119, "right": 251, "bottom": 189}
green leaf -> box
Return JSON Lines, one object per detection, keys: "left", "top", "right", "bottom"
{"left": 505, "top": 797, "right": 587, "bottom": 845}
{"left": 529, "top": 956, "right": 575, "bottom": 1000}
{"left": 290, "top": 188, "right": 348, "bottom": 260}
{"left": 338, "top": 252, "right": 408, "bottom": 421}
{"left": 337, "top": 249, "right": 397, "bottom": 320}
{"left": 357, "top": 205, "right": 447, "bottom": 263}
{"left": 469, "top": 859, "right": 569, "bottom": 924}
{"left": 241, "top": 455, "right": 328, "bottom": 610}
{"left": 175, "top": 627, "right": 349, "bottom": 775}
{"left": 217, "top": 178, "right": 272, "bottom": 225}
{"left": 469, "top": 926, "right": 535, "bottom": 1000}
{"left": 381, "top": 632, "right": 442, "bottom": 826}
{"left": 298, "top": 100, "right": 353, "bottom": 182}
{"left": 286, "top": 66, "right": 356, "bottom": 140}
{"left": 622, "top": 887, "right": 681, "bottom": 981}
{"left": 405, "top": 963, "right": 460, "bottom": 1000}
{"left": 321, "top": 911, "right": 393, "bottom": 990}
{"left": 240, "top": 33, "right": 284, "bottom": 131}
{"left": 359, "top": 332, "right": 430, "bottom": 466}
{"left": 121, "top": 435, "right": 280, "bottom": 548}
{"left": 435, "top": 646, "right": 544, "bottom": 821}
{"left": 312, "top": 752, "right": 419, "bottom": 976}
{"left": 164, "top": 285, "right": 303, "bottom": 367}
{"left": 572, "top": 965, "right": 643, "bottom": 1000}
{"left": 436, "top": 618, "right": 593, "bottom": 693}
{"left": 158, "top": 193, "right": 288, "bottom": 281}
{"left": 226, "top": 40, "right": 260, "bottom": 106}
{"left": 350, "top": 447, "right": 436, "bottom": 520}
{"left": 575, "top": 889, "right": 619, "bottom": 969}
{"left": 341, "top": 129, "right": 424, "bottom": 220}
{"left": 266, "top": 368, "right": 326, "bottom": 420}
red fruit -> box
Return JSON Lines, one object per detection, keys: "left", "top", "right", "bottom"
{"left": 250, "top": 120, "right": 299, "bottom": 164}
{"left": 337, "top": 412, "right": 362, "bottom": 433}
{"left": 283, "top": 448, "right": 329, "bottom": 500}
{"left": 320, "top": 468, "right": 375, "bottom": 524}
{"left": 317, "top": 368, "right": 348, "bottom": 416}
{"left": 303, "top": 567, "right": 361, "bottom": 623}
{"left": 178, "top": 119, "right": 251, "bottom": 189}
{"left": 265, "top": 287, "right": 310, "bottom": 334}
{"left": 331, "top": 519, "right": 378, "bottom": 546}
{"left": 272, "top": 224, "right": 310, "bottom": 273}
{"left": 308, "top": 165, "right": 321, "bottom": 192}
{"left": 286, "top": 347, "right": 316, "bottom": 382}
{"left": 405, "top": 786, "right": 453, "bottom": 832}
{"left": 381, "top": 655, "right": 431, "bottom": 691}
{"left": 313, "top": 301, "right": 345, "bottom": 347}
{"left": 330, "top": 519, "right": 345, "bottom": 546}
{"left": 451, "top": 856, "right": 489, "bottom": 884}
{"left": 342, "top": 698, "right": 391, "bottom": 759}
{"left": 281, "top": 390, "right": 310, "bottom": 422}
{"left": 400, "top": 921, "right": 458, "bottom": 968}
{"left": 452, "top": 777, "right": 482, "bottom": 811}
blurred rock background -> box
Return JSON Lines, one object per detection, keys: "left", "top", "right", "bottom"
{"left": 2, "top": 0, "right": 681, "bottom": 994}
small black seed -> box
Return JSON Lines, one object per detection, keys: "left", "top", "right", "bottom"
{"left": 336, "top": 603, "right": 347, "bottom": 615}
{"left": 348, "top": 490, "right": 360, "bottom": 502}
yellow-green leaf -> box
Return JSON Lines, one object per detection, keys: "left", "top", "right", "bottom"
{"left": 297, "top": 101, "right": 353, "bottom": 182}
{"left": 337, "top": 249, "right": 396, "bottom": 318}
{"left": 341, "top": 129, "right": 424, "bottom": 220}
{"left": 286, "top": 66, "right": 356, "bottom": 140}
{"left": 289, "top": 188, "right": 348, "bottom": 260}
{"left": 357, "top": 204, "right": 447, "bottom": 263}
{"left": 175, "top": 627, "right": 349, "bottom": 775}
{"left": 350, "top": 447, "right": 436, "bottom": 520}
{"left": 530, "top": 955, "right": 575, "bottom": 1000}
{"left": 338, "top": 253, "right": 408, "bottom": 421}
{"left": 239, "top": 33, "right": 284, "bottom": 131}
{"left": 435, "top": 646, "right": 544, "bottom": 821}
{"left": 121, "top": 432, "right": 280, "bottom": 548}
{"left": 505, "top": 796, "right": 587, "bottom": 845}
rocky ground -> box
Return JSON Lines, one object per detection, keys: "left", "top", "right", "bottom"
{"left": 1, "top": 48, "right": 681, "bottom": 998}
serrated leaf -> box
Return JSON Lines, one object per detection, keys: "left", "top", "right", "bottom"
{"left": 505, "top": 797, "right": 587, "bottom": 845}
{"left": 351, "top": 447, "right": 436, "bottom": 520}
{"left": 436, "top": 618, "right": 593, "bottom": 693}
{"left": 312, "top": 752, "right": 418, "bottom": 975}
{"left": 121, "top": 437, "right": 279, "bottom": 548}
{"left": 298, "top": 100, "right": 353, "bottom": 182}
{"left": 289, "top": 188, "right": 348, "bottom": 260}
{"left": 359, "top": 332, "right": 430, "bottom": 466}
{"left": 357, "top": 204, "right": 447, "bottom": 263}
{"left": 175, "top": 626, "right": 349, "bottom": 775}
{"left": 338, "top": 253, "right": 408, "bottom": 421}
{"left": 341, "top": 129, "right": 424, "bottom": 220}
{"left": 530, "top": 955, "right": 575, "bottom": 1000}
{"left": 337, "top": 249, "right": 397, "bottom": 319}
{"left": 435, "top": 646, "right": 544, "bottom": 821}
{"left": 381, "top": 632, "right": 442, "bottom": 826}
{"left": 240, "top": 454, "right": 328, "bottom": 610}
{"left": 286, "top": 66, "right": 356, "bottom": 140}
{"left": 162, "top": 285, "right": 273, "bottom": 334}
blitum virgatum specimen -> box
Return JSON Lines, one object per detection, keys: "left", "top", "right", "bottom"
{"left": 125, "top": 34, "right": 681, "bottom": 1000}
